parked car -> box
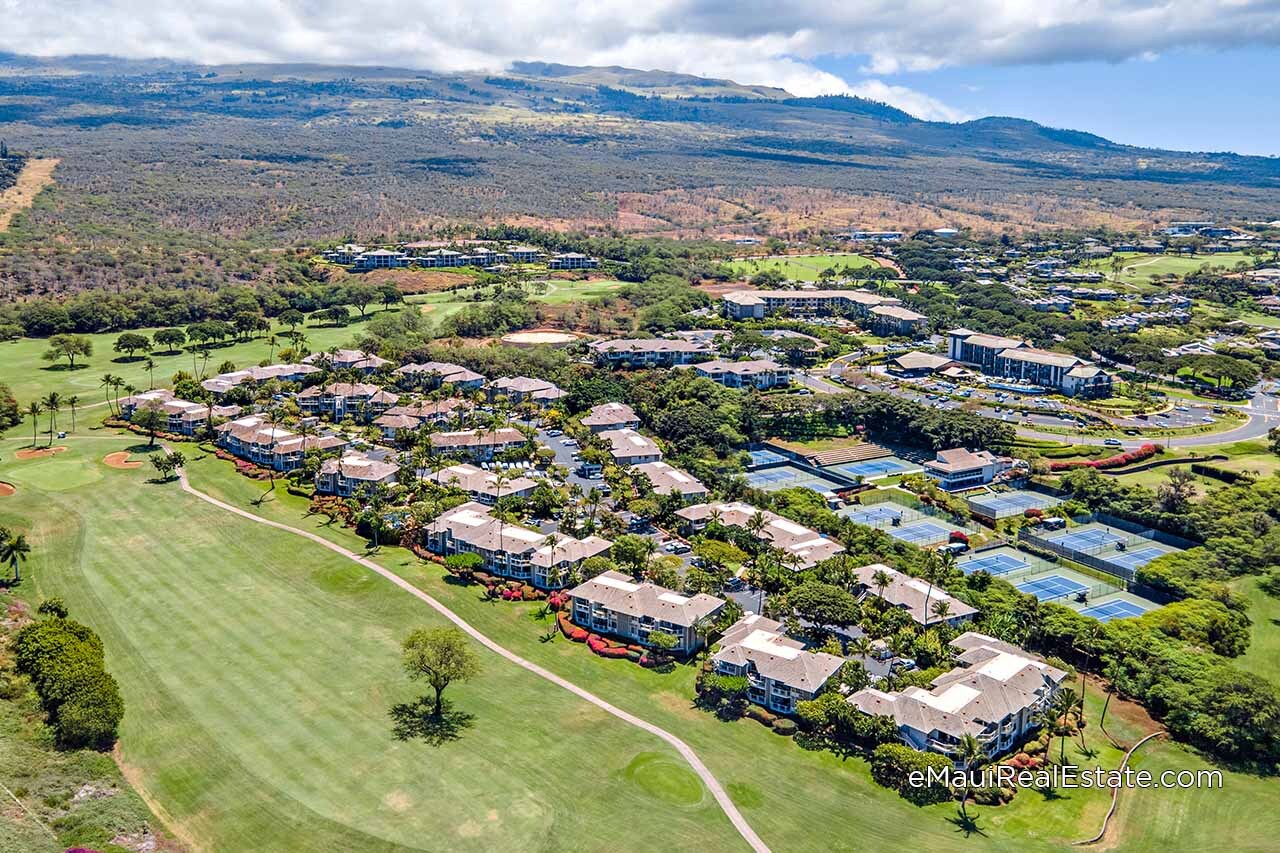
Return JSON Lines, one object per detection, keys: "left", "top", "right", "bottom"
{"left": 1104, "top": 438, "right": 1123, "bottom": 446}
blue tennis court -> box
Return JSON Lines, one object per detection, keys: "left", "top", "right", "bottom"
{"left": 888, "top": 520, "right": 952, "bottom": 545}
{"left": 829, "top": 457, "right": 914, "bottom": 479}
{"left": 960, "top": 553, "right": 1030, "bottom": 576}
{"left": 1104, "top": 544, "right": 1173, "bottom": 572}
{"left": 842, "top": 505, "right": 904, "bottom": 526}
{"left": 1048, "top": 527, "right": 1124, "bottom": 551}
{"left": 967, "top": 490, "right": 1061, "bottom": 518}
{"left": 1079, "top": 599, "right": 1150, "bottom": 623}
{"left": 748, "top": 449, "right": 788, "bottom": 468}
{"left": 1017, "top": 574, "right": 1089, "bottom": 601}
{"left": 746, "top": 468, "right": 798, "bottom": 485}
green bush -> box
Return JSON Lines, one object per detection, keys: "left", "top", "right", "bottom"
{"left": 772, "top": 718, "right": 798, "bottom": 736}
{"left": 870, "top": 743, "right": 953, "bottom": 805}
{"left": 12, "top": 616, "right": 123, "bottom": 750}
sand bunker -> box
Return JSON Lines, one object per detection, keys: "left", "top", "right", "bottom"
{"left": 0, "top": 482, "right": 15, "bottom": 497}
{"left": 15, "top": 445, "right": 68, "bottom": 460}
{"left": 103, "top": 452, "right": 144, "bottom": 469}
{"left": 501, "top": 329, "right": 580, "bottom": 347}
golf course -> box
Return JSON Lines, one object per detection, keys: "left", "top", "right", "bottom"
{"left": 4, "top": 432, "right": 1277, "bottom": 851}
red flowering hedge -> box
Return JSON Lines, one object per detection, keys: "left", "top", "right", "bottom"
{"left": 949, "top": 531, "right": 969, "bottom": 544}
{"left": 1048, "top": 443, "right": 1159, "bottom": 472}
{"left": 1024, "top": 507, "right": 1045, "bottom": 519}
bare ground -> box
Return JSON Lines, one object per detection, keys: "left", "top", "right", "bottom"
{"left": 0, "top": 158, "right": 58, "bottom": 232}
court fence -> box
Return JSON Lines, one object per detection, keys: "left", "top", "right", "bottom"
{"left": 1017, "top": 526, "right": 1140, "bottom": 583}
{"left": 1016, "top": 576, "right": 1123, "bottom": 604}
{"left": 1089, "top": 512, "right": 1200, "bottom": 551}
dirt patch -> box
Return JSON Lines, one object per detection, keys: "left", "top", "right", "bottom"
{"left": 14, "top": 445, "right": 68, "bottom": 460}
{"left": 382, "top": 790, "right": 413, "bottom": 813}
{"left": 0, "top": 482, "right": 14, "bottom": 497}
{"left": 103, "top": 451, "right": 143, "bottom": 469}
{"left": 0, "top": 157, "right": 58, "bottom": 232}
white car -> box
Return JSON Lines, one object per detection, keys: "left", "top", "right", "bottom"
{"left": 1104, "top": 438, "right": 1123, "bottom": 447}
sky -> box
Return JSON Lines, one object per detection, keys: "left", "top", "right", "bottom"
{"left": 1, "top": 0, "right": 1278, "bottom": 155}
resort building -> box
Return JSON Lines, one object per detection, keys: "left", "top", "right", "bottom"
{"left": 589, "top": 338, "right": 714, "bottom": 368}
{"left": 721, "top": 288, "right": 891, "bottom": 321}
{"left": 296, "top": 383, "right": 399, "bottom": 421}
{"left": 675, "top": 502, "right": 845, "bottom": 569}
{"left": 121, "top": 392, "right": 242, "bottom": 436}
{"left": 851, "top": 564, "right": 976, "bottom": 627}
{"left": 507, "top": 245, "right": 543, "bottom": 263}
{"left": 847, "top": 633, "right": 1067, "bottom": 762}
{"left": 487, "top": 376, "right": 566, "bottom": 406}
{"left": 200, "top": 363, "right": 320, "bottom": 395}
{"left": 315, "top": 452, "right": 400, "bottom": 496}
{"left": 214, "top": 415, "right": 346, "bottom": 471}
{"left": 598, "top": 428, "right": 663, "bottom": 466}
{"left": 428, "top": 427, "right": 528, "bottom": 461}
{"left": 423, "top": 463, "right": 538, "bottom": 504}
{"left": 353, "top": 248, "right": 411, "bottom": 269}
{"left": 711, "top": 614, "right": 845, "bottom": 714}
{"left": 546, "top": 252, "right": 600, "bottom": 270}
{"left": 630, "top": 461, "right": 707, "bottom": 502}
{"left": 568, "top": 570, "right": 725, "bottom": 653}
{"left": 425, "top": 501, "right": 611, "bottom": 589}
{"left": 303, "top": 349, "right": 392, "bottom": 374}
{"left": 690, "top": 359, "right": 793, "bottom": 390}
{"left": 581, "top": 402, "right": 641, "bottom": 432}
{"left": 869, "top": 304, "right": 928, "bottom": 337}
{"left": 946, "top": 329, "right": 1112, "bottom": 397}
{"left": 923, "top": 448, "right": 1013, "bottom": 491}
{"left": 393, "top": 361, "right": 486, "bottom": 390}
{"left": 889, "top": 351, "right": 960, "bottom": 377}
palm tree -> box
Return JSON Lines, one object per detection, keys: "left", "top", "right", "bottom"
{"left": 493, "top": 471, "right": 510, "bottom": 554}
{"left": 66, "top": 395, "right": 80, "bottom": 433}
{"left": 265, "top": 408, "right": 285, "bottom": 492}
{"left": 111, "top": 376, "right": 125, "bottom": 416}
{"left": 267, "top": 334, "right": 279, "bottom": 362}
{"left": 872, "top": 568, "right": 892, "bottom": 601}
{"left": 931, "top": 599, "right": 951, "bottom": 626}
{"left": 1051, "top": 687, "right": 1082, "bottom": 763}
{"left": 144, "top": 357, "right": 156, "bottom": 389}
{"left": 0, "top": 531, "right": 30, "bottom": 584}
{"left": 26, "top": 401, "right": 43, "bottom": 447}
{"left": 100, "top": 374, "right": 120, "bottom": 416}
{"left": 42, "top": 392, "right": 61, "bottom": 444}
{"left": 955, "top": 733, "right": 985, "bottom": 821}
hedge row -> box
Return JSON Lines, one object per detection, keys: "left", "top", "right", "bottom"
{"left": 1048, "top": 443, "right": 1159, "bottom": 471}
{"left": 13, "top": 617, "right": 124, "bottom": 750}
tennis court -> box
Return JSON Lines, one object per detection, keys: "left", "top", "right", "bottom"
{"left": 1104, "top": 543, "right": 1175, "bottom": 573}
{"left": 1079, "top": 599, "right": 1150, "bottom": 623}
{"left": 841, "top": 504, "right": 905, "bottom": 527}
{"left": 1048, "top": 527, "right": 1125, "bottom": 552}
{"left": 959, "top": 552, "right": 1030, "bottom": 576}
{"left": 748, "top": 448, "right": 789, "bottom": 468}
{"left": 1017, "top": 574, "right": 1089, "bottom": 602}
{"left": 826, "top": 456, "right": 916, "bottom": 480}
{"left": 745, "top": 464, "right": 842, "bottom": 494}
{"left": 967, "top": 490, "right": 1062, "bottom": 520}
{"left": 887, "top": 519, "right": 953, "bottom": 546}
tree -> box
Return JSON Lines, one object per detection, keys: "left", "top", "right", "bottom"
{"left": 113, "top": 332, "right": 151, "bottom": 359}
{"left": 955, "top": 733, "right": 985, "bottom": 820}
{"left": 152, "top": 327, "right": 187, "bottom": 353}
{"left": 279, "top": 309, "right": 305, "bottom": 331}
{"left": 99, "top": 374, "right": 120, "bottom": 417}
{"left": 150, "top": 454, "right": 177, "bottom": 481}
{"left": 26, "top": 400, "right": 43, "bottom": 447}
{"left": 647, "top": 629, "right": 679, "bottom": 663}
{"left": 610, "top": 533, "right": 656, "bottom": 575}
{"left": 42, "top": 334, "right": 93, "bottom": 368}
{"left": 41, "top": 391, "right": 61, "bottom": 443}
{"left": 444, "top": 551, "right": 483, "bottom": 582}
{"left": 401, "top": 627, "right": 481, "bottom": 718}
{"left": 0, "top": 382, "right": 19, "bottom": 431}
{"left": 66, "top": 395, "right": 80, "bottom": 433}
{"left": 0, "top": 529, "right": 31, "bottom": 584}
{"left": 1050, "top": 687, "right": 1083, "bottom": 763}
{"left": 345, "top": 283, "right": 378, "bottom": 318}
{"left": 786, "top": 580, "right": 860, "bottom": 628}
{"left": 132, "top": 406, "right": 166, "bottom": 446}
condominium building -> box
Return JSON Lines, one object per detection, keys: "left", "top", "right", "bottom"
{"left": 425, "top": 501, "right": 611, "bottom": 589}
{"left": 581, "top": 402, "right": 641, "bottom": 432}
{"left": 568, "top": 570, "right": 725, "bottom": 653}
{"left": 721, "top": 288, "right": 890, "bottom": 321}
{"left": 675, "top": 501, "right": 845, "bottom": 569}
{"left": 630, "top": 461, "right": 707, "bottom": 502}
{"left": 487, "top": 377, "right": 566, "bottom": 406}
{"left": 214, "top": 415, "right": 346, "bottom": 471}
{"left": 423, "top": 463, "right": 538, "bottom": 504}
{"left": 296, "top": 383, "right": 399, "bottom": 421}
{"left": 374, "top": 398, "right": 472, "bottom": 440}
{"left": 547, "top": 252, "right": 600, "bottom": 270}
{"left": 315, "top": 452, "right": 401, "bottom": 496}
{"left": 303, "top": 349, "right": 392, "bottom": 373}
{"left": 946, "top": 329, "right": 1112, "bottom": 397}
{"left": 712, "top": 614, "right": 845, "bottom": 714}
{"left": 690, "top": 359, "right": 793, "bottom": 390}
{"left": 852, "top": 564, "right": 976, "bottom": 627}
{"left": 589, "top": 338, "right": 714, "bottom": 368}
{"left": 121, "top": 392, "right": 242, "bottom": 436}
{"left": 869, "top": 304, "right": 928, "bottom": 337}
{"left": 847, "top": 633, "right": 1067, "bottom": 763}
{"left": 428, "top": 427, "right": 528, "bottom": 461}
{"left": 393, "top": 361, "right": 486, "bottom": 390}
{"left": 598, "top": 428, "right": 663, "bottom": 465}
{"left": 200, "top": 363, "right": 321, "bottom": 395}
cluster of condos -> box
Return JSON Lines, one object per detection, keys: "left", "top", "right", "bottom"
{"left": 323, "top": 243, "right": 599, "bottom": 271}
{"left": 945, "top": 329, "right": 1112, "bottom": 397}
{"left": 719, "top": 286, "right": 928, "bottom": 337}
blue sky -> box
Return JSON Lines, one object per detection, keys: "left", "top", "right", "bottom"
{"left": 816, "top": 48, "right": 1279, "bottom": 156}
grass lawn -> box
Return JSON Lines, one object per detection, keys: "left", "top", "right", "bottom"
{"left": 0, "top": 437, "right": 743, "bottom": 852}
{"left": 0, "top": 310, "right": 393, "bottom": 406}
{"left": 179, "top": 448, "right": 1263, "bottom": 853}
{"left": 1234, "top": 576, "right": 1280, "bottom": 687}
{"left": 405, "top": 277, "right": 627, "bottom": 322}
{"left": 725, "top": 253, "right": 877, "bottom": 282}
{"left": 1075, "top": 252, "right": 1259, "bottom": 287}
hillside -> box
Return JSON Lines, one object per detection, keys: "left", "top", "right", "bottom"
{"left": 0, "top": 54, "right": 1277, "bottom": 298}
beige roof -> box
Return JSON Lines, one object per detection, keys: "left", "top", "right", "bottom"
{"left": 631, "top": 461, "right": 706, "bottom": 497}
{"left": 383, "top": 398, "right": 471, "bottom": 420}
{"left": 429, "top": 427, "right": 526, "bottom": 449}
{"left": 590, "top": 338, "right": 711, "bottom": 355}
{"left": 893, "top": 351, "right": 955, "bottom": 371}
{"left": 425, "top": 463, "right": 537, "bottom": 498}
{"left": 996, "top": 347, "right": 1082, "bottom": 368}
{"left": 489, "top": 376, "right": 562, "bottom": 395}
{"left": 319, "top": 452, "right": 400, "bottom": 482}
{"left": 712, "top": 616, "right": 845, "bottom": 693}
{"left": 568, "top": 570, "right": 724, "bottom": 627}
{"left": 675, "top": 501, "right": 844, "bottom": 568}
{"left": 926, "top": 448, "right": 1003, "bottom": 473}
{"left": 598, "top": 428, "right": 662, "bottom": 461}
{"left": 870, "top": 304, "right": 927, "bottom": 322}
{"left": 394, "top": 361, "right": 485, "bottom": 383}
{"left": 693, "top": 359, "right": 788, "bottom": 377}
{"left": 304, "top": 349, "right": 391, "bottom": 369}
{"left": 724, "top": 288, "right": 888, "bottom": 306}
{"left": 848, "top": 632, "right": 1067, "bottom": 740}
{"left": 957, "top": 332, "right": 1026, "bottom": 351}
{"left": 853, "top": 563, "right": 977, "bottom": 626}
{"left": 581, "top": 402, "right": 640, "bottom": 428}
{"left": 297, "top": 382, "right": 395, "bottom": 400}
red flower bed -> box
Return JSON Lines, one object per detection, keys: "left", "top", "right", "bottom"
{"left": 949, "top": 531, "right": 969, "bottom": 544}
{"left": 1048, "top": 443, "right": 1159, "bottom": 471}
{"left": 570, "top": 628, "right": 589, "bottom": 642}
{"left": 1024, "top": 507, "right": 1045, "bottom": 519}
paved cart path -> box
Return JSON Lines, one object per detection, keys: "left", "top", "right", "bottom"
{"left": 173, "top": 463, "right": 770, "bottom": 853}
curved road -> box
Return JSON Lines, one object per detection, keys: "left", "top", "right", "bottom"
{"left": 173, "top": 463, "right": 770, "bottom": 853}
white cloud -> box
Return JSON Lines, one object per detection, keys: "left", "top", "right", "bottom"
{"left": 0, "top": 1, "right": 1276, "bottom": 123}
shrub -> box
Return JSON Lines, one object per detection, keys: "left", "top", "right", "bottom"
{"left": 1024, "top": 507, "right": 1044, "bottom": 519}
{"left": 743, "top": 704, "right": 778, "bottom": 726}
{"left": 570, "top": 628, "right": 589, "bottom": 642}
{"left": 772, "top": 718, "right": 798, "bottom": 736}
{"left": 1049, "top": 443, "right": 1158, "bottom": 471}
{"left": 870, "top": 743, "right": 954, "bottom": 805}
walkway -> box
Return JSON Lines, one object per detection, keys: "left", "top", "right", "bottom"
{"left": 173, "top": 464, "right": 770, "bottom": 853}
